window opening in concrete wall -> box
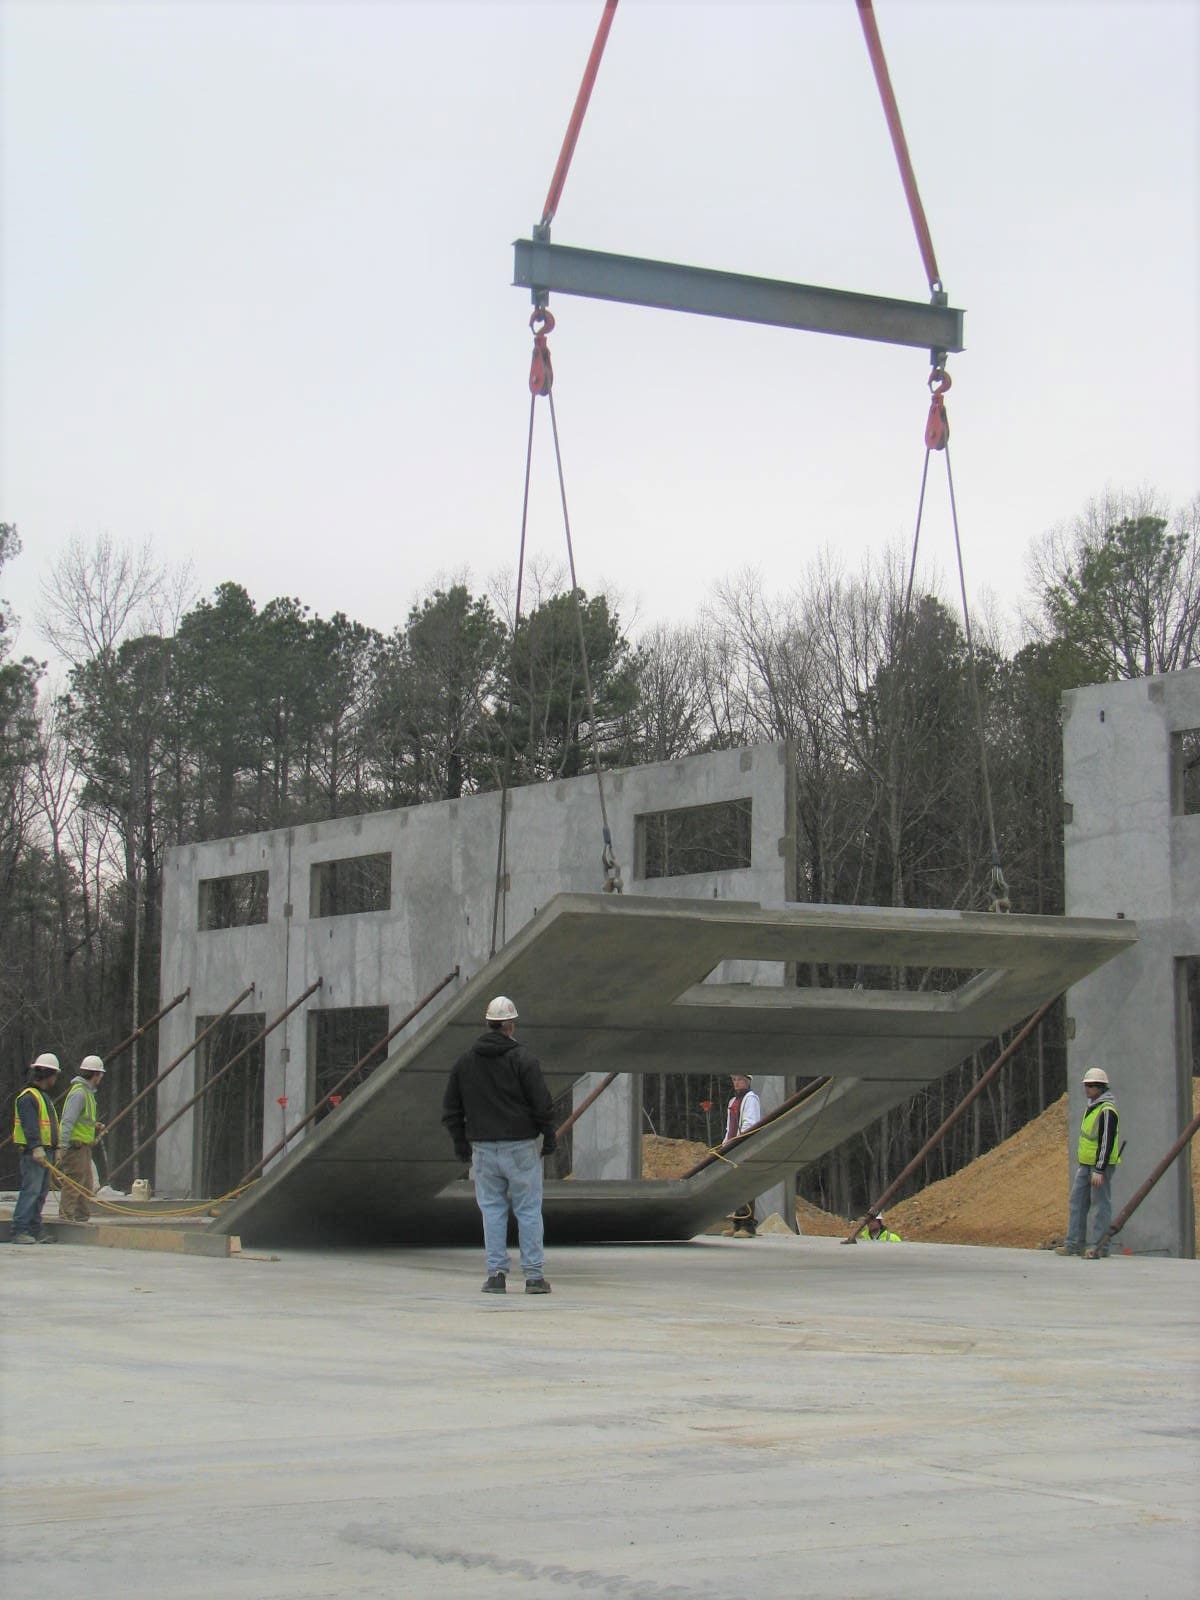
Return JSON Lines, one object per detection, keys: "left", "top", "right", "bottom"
{"left": 637, "top": 798, "right": 752, "bottom": 879}
{"left": 791, "top": 962, "right": 982, "bottom": 995}
{"left": 198, "top": 870, "right": 268, "bottom": 930}
{"left": 1176, "top": 957, "right": 1198, "bottom": 1260}
{"left": 1173, "top": 729, "right": 1200, "bottom": 816}
{"left": 1183, "top": 956, "right": 1199, "bottom": 1084}
{"left": 643, "top": 1073, "right": 721, "bottom": 1151}
{"left": 311, "top": 853, "right": 392, "bottom": 917}
{"left": 194, "top": 1014, "right": 265, "bottom": 1197}
{"left": 308, "top": 1006, "right": 390, "bottom": 1122}
{"left": 695, "top": 960, "right": 982, "bottom": 995}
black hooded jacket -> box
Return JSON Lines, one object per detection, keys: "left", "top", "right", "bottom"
{"left": 441, "top": 1030, "right": 556, "bottom": 1148}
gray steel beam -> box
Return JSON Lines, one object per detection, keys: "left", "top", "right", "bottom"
{"left": 513, "top": 238, "right": 964, "bottom": 354}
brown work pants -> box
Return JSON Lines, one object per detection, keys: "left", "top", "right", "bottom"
{"left": 58, "top": 1144, "right": 95, "bottom": 1221}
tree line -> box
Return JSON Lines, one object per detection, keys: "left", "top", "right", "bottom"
{"left": 2, "top": 488, "right": 1197, "bottom": 1209}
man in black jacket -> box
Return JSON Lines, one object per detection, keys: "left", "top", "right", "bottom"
{"left": 442, "top": 995, "right": 557, "bottom": 1294}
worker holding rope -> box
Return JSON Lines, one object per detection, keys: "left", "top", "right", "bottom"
{"left": 56, "top": 1055, "right": 108, "bottom": 1224}
{"left": 723, "top": 1073, "right": 762, "bottom": 1237}
{"left": 9, "top": 1052, "right": 62, "bottom": 1244}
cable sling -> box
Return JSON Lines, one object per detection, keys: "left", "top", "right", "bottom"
{"left": 489, "top": 390, "right": 536, "bottom": 958}
{"left": 545, "top": 389, "right": 622, "bottom": 892}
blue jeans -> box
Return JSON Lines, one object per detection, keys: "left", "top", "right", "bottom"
{"left": 471, "top": 1140, "right": 545, "bottom": 1279}
{"left": 12, "top": 1151, "right": 50, "bottom": 1239}
{"left": 1067, "top": 1163, "right": 1113, "bottom": 1253}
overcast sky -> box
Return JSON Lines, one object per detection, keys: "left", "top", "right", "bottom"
{"left": 2, "top": 0, "right": 1197, "bottom": 665}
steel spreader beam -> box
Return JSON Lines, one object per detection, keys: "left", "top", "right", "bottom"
{"left": 513, "top": 238, "right": 964, "bottom": 355}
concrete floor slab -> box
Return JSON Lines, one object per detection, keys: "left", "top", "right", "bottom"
{"left": 2, "top": 1239, "right": 1195, "bottom": 1599}
{"left": 216, "top": 894, "right": 1135, "bottom": 1246}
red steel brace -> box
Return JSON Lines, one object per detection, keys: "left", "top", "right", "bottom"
{"left": 529, "top": 308, "right": 555, "bottom": 395}
{"left": 925, "top": 366, "right": 951, "bottom": 451}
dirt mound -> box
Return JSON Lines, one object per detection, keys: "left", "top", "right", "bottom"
{"left": 884, "top": 1094, "right": 1071, "bottom": 1248}
{"left": 642, "top": 1134, "right": 709, "bottom": 1178}
{"left": 644, "top": 1081, "right": 1200, "bottom": 1251}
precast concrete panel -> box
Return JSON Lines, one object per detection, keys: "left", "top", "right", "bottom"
{"left": 212, "top": 894, "right": 1134, "bottom": 1246}
{"left": 1064, "top": 668, "right": 1200, "bottom": 1256}
{"left": 155, "top": 745, "right": 791, "bottom": 1194}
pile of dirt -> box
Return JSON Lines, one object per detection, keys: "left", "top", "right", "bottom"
{"left": 642, "top": 1134, "right": 710, "bottom": 1179}
{"left": 883, "top": 1094, "right": 1071, "bottom": 1249}
{"left": 644, "top": 1081, "right": 1200, "bottom": 1251}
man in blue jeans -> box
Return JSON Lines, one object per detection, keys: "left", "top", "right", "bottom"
{"left": 1058, "top": 1065, "right": 1121, "bottom": 1259}
{"left": 10, "top": 1052, "right": 62, "bottom": 1244}
{"left": 442, "top": 995, "right": 557, "bottom": 1294}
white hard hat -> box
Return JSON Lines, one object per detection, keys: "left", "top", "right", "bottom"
{"left": 731, "top": 1072, "right": 754, "bottom": 1084}
{"left": 485, "top": 995, "right": 518, "bottom": 1023}
{"left": 1081, "top": 1066, "right": 1109, "bottom": 1086}
{"left": 31, "top": 1052, "right": 60, "bottom": 1074}
{"left": 79, "top": 1054, "right": 106, "bottom": 1076}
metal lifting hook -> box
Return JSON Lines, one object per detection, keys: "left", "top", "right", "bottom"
{"left": 925, "top": 365, "right": 951, "bottom": 451}
{"left": 529, "top": 308, "right": 555, "bottom": 396}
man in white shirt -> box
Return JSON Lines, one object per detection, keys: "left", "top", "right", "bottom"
{"left": 723, "top": 1072, "right": 762, "bottom": 1236}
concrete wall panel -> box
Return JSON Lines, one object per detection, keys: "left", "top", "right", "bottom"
{"left": 1064, "top": 668, "right": 1200, "bottom": 1256}
{"left": 156, "top": 745, "right": 791, "bottom": 1194}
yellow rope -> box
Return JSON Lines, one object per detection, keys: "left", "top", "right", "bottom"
{"left": 47, "top": 1159, "right": 255, "bottom": 1218}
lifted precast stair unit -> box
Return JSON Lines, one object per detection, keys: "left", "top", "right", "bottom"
{"left": 214, "top": 894, "right": 1135, "bottom": 1247}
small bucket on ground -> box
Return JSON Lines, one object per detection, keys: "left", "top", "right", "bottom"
{"left": 131, "top": 1178, "right": 152, "bottom": 1202}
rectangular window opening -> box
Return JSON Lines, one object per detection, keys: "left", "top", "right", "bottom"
{"left": 792, "top": 962, "right": 982, "bottom": 995}
{"left": 308, "top": 1006, "right": 391, "bottom": 1122}
{"left": 637, "top": 798, "right": 752, "bottom": 880}
{"left": 194, "top": 1014, "right": 266, "bottom": 1198}
{"left": 198, "top": 870, "right": 269, "bottom": 930}
{"left": 1173, "top": 728, "right": 1200, "bottom": 816}
{"left": 310, "top": 853, "right": 392, "bottom": 918}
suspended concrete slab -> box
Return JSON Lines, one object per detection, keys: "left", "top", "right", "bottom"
{"left": 213, "top": 894, "right": 1136, "bottom": 1247}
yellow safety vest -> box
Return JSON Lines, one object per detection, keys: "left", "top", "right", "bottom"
{"left": 859, "top": 1226, "right": 902, "bottom": 1242}
{"left": 12, "top": 1086, "right": 57, "bottom": 1148}
{"left": 1077, "top": 1099, "right": 1120, "bottom": 1167}
{"left": 64, "top": 1079, "right": 99, "bottom": 1145}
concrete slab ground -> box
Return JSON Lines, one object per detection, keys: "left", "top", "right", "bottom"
{"left": 2, "top": 1240, "right": 1196, "bottom": 1599}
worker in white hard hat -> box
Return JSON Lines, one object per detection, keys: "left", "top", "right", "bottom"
{"left": 723, "top": 1072, "right": 763, "bottom": 1236}
{"left": 57, "top": 1055, "right": 108, "bottom": 1224}
{"left": 441, "top": 996, "right": 557, "bottom": 1294}
{"left": 1057, "top": 1066, "right": 1121, "bottom": 1259}
{"left": 859, "top": 1211, "right": 902, "bottom": 1243}
{"left": 9, "top": 1052, "right": 62, "bottom": 1244}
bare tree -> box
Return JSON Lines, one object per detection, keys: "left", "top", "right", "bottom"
{"left": 38, "top": 533, "right": 168, "bottom": 666}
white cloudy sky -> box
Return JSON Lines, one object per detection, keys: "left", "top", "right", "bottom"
{"left": 2, "top": 0, "right": 1197, "bottom": 662}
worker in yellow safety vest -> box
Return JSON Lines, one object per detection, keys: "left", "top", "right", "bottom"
{"left": 57, "top": 1055, "right": 108, "bottom": 1223}
{"left": 1057, "top": 1066, "right": 1121, "bottom": 1259}
{"left": 10, "top": 1052, "right": 62, "bottom": 1244}
{"left": 859, "top": 1212, "right": 902, "bottom": 1242}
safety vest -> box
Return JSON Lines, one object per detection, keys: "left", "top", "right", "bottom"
{"left": 12, "top": 1086, "right": 57, "bottom": 1149}
{"left": 859, "top": 1226, "right": 902, "bottom": 1243}
{"left": 64, "top": 1078, "right": 99, "bottom": 1145}
{"left": 1077, "top": 1099, "right": 1120, "bottom": 1167}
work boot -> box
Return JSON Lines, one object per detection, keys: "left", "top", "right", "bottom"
{"left": 11, "top": 1233, "right": 36, "bottom": 1245}
{"left": 524, "top": 1278, "right": 552, "bottom": 1294}
{"left": 1054, "top": 1245, "right": 1082, "bottom": 1256}
{"left": 35, "top": 1233, "right": 56, "bottom": 1244}
{"left": 481, "top": 1272, "right": 507, "bottom": 1294}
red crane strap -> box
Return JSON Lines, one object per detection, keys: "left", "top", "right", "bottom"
{"left": 540, "top": 0, "right": 620, "bottom": 229}
{"left": 855, "top": 0, "right": 943, "bottom": 295}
